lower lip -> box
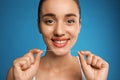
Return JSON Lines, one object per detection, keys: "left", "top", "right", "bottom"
{"left": 52, "top": 40, "right": 69, "bottom": 48}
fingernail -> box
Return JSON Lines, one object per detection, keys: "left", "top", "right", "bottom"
{"left": 80, "top": 51, "right": 84, "bottom": 53}
{"left": 36, "top": 49, "right": 41, "bottom": 52}
{"left": 77, "top": 51, "right": 81, "bottom": 54}
{"left": 41, "top": 50, "right": 43, "bottom": 53}
{"left": 101, "top": 63, "right": 105, "bottom": 68}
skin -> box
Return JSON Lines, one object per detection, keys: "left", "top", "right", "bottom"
{"left": 7, "top": 0, "right": 109, "bottom": 80}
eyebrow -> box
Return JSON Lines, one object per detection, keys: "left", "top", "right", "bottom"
{"left": 65, "top": 13, "right": 77, "bottom": 17}
{"left": 42, "top": 13, "right": 55, "bottom": 18}
{"left": 42, "top": 13, "right": 77, "bottom": 18}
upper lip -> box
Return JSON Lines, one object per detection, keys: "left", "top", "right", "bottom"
{"left": 51, "top": 38, "right": 70, "bottom": 41}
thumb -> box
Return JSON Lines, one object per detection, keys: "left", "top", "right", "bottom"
{"left": 35, "top": 50, "right": 43, "bottom": 64}
{"left": 29, "top": 49, "right": 43, "bottom": 64}
{"left": 78, "top": 51, "right": 87, "bottom": 68}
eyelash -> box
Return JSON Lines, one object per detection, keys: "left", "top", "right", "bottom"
{"left": 44, "top": 19, "right": 55, "bottom": 25}
{"left": 67, "top": 19, "right": 75, "bottom": 24}
{"left": 44, "top": 19, "right": 75, "bottom": 25}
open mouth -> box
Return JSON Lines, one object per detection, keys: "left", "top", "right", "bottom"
{"left": 51, "top": 38, "right": 70, "bottom": 48}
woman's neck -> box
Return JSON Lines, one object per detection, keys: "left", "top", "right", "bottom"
{"left": 41, "top": 50, "right": 75, "bottom": 70}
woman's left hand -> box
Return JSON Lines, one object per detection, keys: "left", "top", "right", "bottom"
{"left": 78, "top": 51, "right": 109, "bottom": 80}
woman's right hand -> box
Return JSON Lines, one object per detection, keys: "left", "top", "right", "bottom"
{"left": 13, "top": 49, "right": 43, "bottom": 80}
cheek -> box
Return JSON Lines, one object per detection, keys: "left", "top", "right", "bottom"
{"left": 41, "top": 25, "right": 54, "bottom": 38}
{"left": 67, "top": 26, "right": 80, "bottom": 38}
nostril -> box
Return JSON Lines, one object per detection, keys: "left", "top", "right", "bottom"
{"left": 54, "top": 34, "right": 65, "bottom": 37}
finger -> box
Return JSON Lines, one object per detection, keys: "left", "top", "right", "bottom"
{"left": 23, "top": 56, "right": 31, "bottom": 67}
{"left": 99, "top": 59, "right": 109, "bottom": 69}
{"left": 96, "top": 59, "right": 103, "bottom": 69}
{"left": 81, "top": 50, "right": 91, "bottom": 56}
{"left": 13, "top": 58, "right": 28, "bottom": 71}
{"left": 28, "top": 49, "right": 43, "bottom": 63}
{"left": 86, "top": 53, "right": 93, "bottom": 65}
{"left": 13, "top": 58, "right": 21, "bottom": 70}
{"left": 78, "top": 51, "right": 87, "bottom": 68}
{"left": 35, "top": 50, "right": 43, "bottom": 64}
{"left": 24, "top": 53, "right": 34, "bottom": 64}
{"left": 80, "top": 51, "right": 93, "bottom": 65}
{"left": 91, "top": 56, "right": 98, "bottom": 67}
{"left": 21, "top": 59, "right": 29, "bottom": 70}
{"left": 101, "top": 62, "right": 109, "bottom": 69}
{"left": 29, "top": 49, "right": 42, "bottom": 54}
{"left": 18, "top": 57, "right": 31, "bottom": 70}
{"left": 96, "top": 56, "right": 109, "bottom": 69}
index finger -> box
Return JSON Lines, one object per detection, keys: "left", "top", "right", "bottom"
{"left": 28, "top": 49, "right": 43, "bottom": 54}
{"left": 80, "top": 51, "right": 92, "bottom": 56}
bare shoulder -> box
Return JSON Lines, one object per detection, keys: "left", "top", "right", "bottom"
{"left": 6, "top": 67, "right": 14, "bottom": 80}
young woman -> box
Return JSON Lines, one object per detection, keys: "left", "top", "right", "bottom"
{"left": 7, "top": 0, "right": 109, "bottom": 80}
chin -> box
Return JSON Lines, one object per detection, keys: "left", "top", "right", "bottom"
{"left": 47, "top": 46, "right": 71, "bottom": 56}
{"left": 53, "top": 49, "right": 70, "bottom": 56}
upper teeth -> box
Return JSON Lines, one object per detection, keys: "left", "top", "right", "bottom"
{"left": 54, "top": 40, "right": 67, "bottom": 44}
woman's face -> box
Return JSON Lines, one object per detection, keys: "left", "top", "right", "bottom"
{"left": 39, "top": 0, "right": 81, "bottom": 55}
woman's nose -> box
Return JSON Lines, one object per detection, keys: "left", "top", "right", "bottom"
{"left": 54, "top": 22, "right": 65, "bottom": 37}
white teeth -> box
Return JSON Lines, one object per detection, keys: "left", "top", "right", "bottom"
{"left": 54, "top": 41, "right": 61, "bottom": 44}
{"left": 54, "top": 40, "right": 67, "bottom": 44}
{"left": 60, "top": 40, "right": 66, "bottom": 44}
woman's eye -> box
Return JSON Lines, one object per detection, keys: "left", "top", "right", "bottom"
{"left": 44, "top": 19, "right": 54, "bottom": 25}
{"left": 67, "top": 20, "right": 75, "bottom": 24}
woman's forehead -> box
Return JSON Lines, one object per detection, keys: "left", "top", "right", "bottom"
{"left": 41, "top": 0, "right": 79, "bottom": 17}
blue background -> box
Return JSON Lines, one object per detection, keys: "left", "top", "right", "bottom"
{"left": 0, "top": 0, "right": 120, "bottom": 80}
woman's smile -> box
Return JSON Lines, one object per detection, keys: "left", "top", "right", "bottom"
{"left": 51, "top": 38, "right": 70, "bottom": 48}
